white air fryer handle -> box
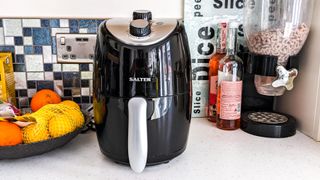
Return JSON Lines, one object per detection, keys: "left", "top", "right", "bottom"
{"left": 128, "top": 97, "right": 148, "bottom": 173}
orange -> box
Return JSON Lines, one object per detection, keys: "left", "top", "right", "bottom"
{"left": 0, "top": 121, "right": 23, "bottom": 146}
{"left": 60, "top": 100, "right": 80, "bottom": 110}
{"left": 30, "top": 89, "right": 61, "bottom": 112}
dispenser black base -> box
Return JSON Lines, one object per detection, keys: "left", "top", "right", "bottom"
{"left": 241, "top": 112, "right": 296, "bottom": 138}
{"left": 240, "top": 53, "right": 298, "bottom": 138}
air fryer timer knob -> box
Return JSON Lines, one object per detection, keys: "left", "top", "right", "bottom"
{"left": 133, "top": 10, "right": 152, "bottom": 21}
{"left": 129, "top": 19, "right": 151, "bottom": 37}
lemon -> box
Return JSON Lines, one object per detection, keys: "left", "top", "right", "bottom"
{"left": 19, "top": 103, "right": 85, "bottom": 143}
{"left": 49, "top": 114, "right": 77, "bottom": 138}
{"left": 57, "top": 104, "right": 85, "bottom": 128}
{"left": 60, "top": 100, "right": 80, "bottom": 110}
{"left": 22, "top": 123, "right": 49, "bottom": 144}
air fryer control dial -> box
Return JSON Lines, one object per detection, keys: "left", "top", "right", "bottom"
{"left": 106, "top": 18, "right": 177, "bottom": 46}
{"left": 129, "top": 19, "right": 151, "bottom": 37}
{"left": 133, "top": 10, "right": 152, "bottom": 21}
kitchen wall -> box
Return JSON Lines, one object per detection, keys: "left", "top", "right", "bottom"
{"left": 0, "top": 1, "right": 183, "bottom": 111}
{"left": 276, "top": 0, "right": 320, "bottom": 141}
{"left": 0, "top": 18, "right": 101, "bottom": 111}
{"left": 0, "top": 0, "right": 183, "bottom": 18}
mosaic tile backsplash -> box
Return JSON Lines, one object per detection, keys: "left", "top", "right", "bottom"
{"left": 0, "top": 18, "right": 104, "bottom": 111}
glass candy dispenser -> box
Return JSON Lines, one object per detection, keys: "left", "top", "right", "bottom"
{"left": 241, "top": 0, "right": 314, "bottom": 138}
{"left": 244, "top": 0, "right": 313, "bottom": 96}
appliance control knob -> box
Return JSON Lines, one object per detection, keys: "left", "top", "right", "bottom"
{"left": 129, "top": 19, "right": 151, "bottom": 37}
{"left": 133, "top": 10, "right": 152, "bottom": 21}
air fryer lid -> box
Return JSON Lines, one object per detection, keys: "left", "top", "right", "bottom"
{"left": 105, "top": 18, "right": 177, "bottom": 46}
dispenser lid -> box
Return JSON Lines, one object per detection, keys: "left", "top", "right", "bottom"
{"left": 241, "top": 111, "right": 296, "bottom": 138}
{"left": 105, "top": 18, "right": 177, "bottom": 46}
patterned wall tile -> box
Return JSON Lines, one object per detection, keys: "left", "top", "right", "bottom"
{"left": 0, "top": 28, "right": 4, "bottom": 45}
{"left": 14, "top": 37, "right": 23, "bottom": 45}
{"left": 51, "top": 36, "right": 57, "bottom": 54}
{"left": 13, "top": 64, "right": 26, "bottom": 72}
{"left": 27, "top": 89, "right": 36, "bottom": 97}
{"left": 82, "top": 96, "right": 90, "bottom": 103}
{"left": 24, "top": 46, "right": 33, "bottom": 54}
{"left": 44, "top": 72, "right": 54, "bottom": 80}
{"left": 27, "top": 81, "right": 36, "bottom": 89}
{"left": 51, "top": 55, "right": 57, "bottom": 63}
{"left": 81, "top": 71, "right": 93, "bottom": 79}
{"left": 44, "top": 63, "right": 53, "bottom": 71}
{"left": 33, "top": 28, "right": 51, "bottom": 45}
{"left": 27, "top": 72, "right": 44, "bottom": 80}
{"left": 62, "top": 64, "right": 79, "bottom": 72}
{"left": 51, "top": 28, "right": 70, "bottom": 36}
{"left": 33, "top": 46, "right": 42, "bottom": 54}
{"left": 69, "top": 19, "right": 79, "bottom": 33}
{"left": 53, "top": 64, "right": 61, "bottom": 72}
{"left": 79, "top": 28, "right": 88, "bottom": 33}
{"left": 0, "top": 18, "right": 100, "bottom": 109}
{"left": 72, "top": 97, "right": 81, "bottom": 103}
{"left": 64, "top": 89, "right": 72, "bottom": 96}
{"left": 53, "top": 72, "right": 62, "bottom": 80}
{"left": 25, "top": 55, "right": 43, "bottom": 71}
{"left": 72, "top": 88, "right": 81, "bottom": 96}
{"left": 0, "top": 46, "right": 14, "bottom": 52}
{"left": 43, "top": 46, "right": 52, "bottom": 63}
{"left": 81, "top": 80, "right": 89, "bottom": 87}
{"left": 23, "top": 28, "right": 32, "bottom": 36}
{"left": 60, "top": 19, "right": 69, "bottom": 28}
{"left": 3, "top": 19, "right": 22, "bottom": 36}
{"left": 49, "top": 19, "right": 60, "bottom": 28}
{"left": 23, "top": 37, "right": 33, "bottom": 45}
{"left": 15, "top": 46, "right": 24, "bottom": 54}
{"left": 15, "top": 55, "right": 25, "bottom": 63}
{"left": 5, "top": 36, "right": 14, "bottom": 45}
{"left": 40, "top": 19, "right": 50, "bottom": 27}
{"left": 22, "top": 19, "right": 41, "bottom": 27}
{"left": 18, "top": 89, "right": 28, "bottom": 97}
{"left": 14, "top": 72, "right": 27, "bottom": 89}
{"left": 80, "top": 64, "right": 89, "bottom": 71}
{"left": 79, "top": 20, "right": 97, "bottom": 33}
{"left": 37, "top": 81, "right": 54, "bottom": 90}
{"left": 81, "top": 88, "right": 90, "bottom": 96}
{"left": 63, "top": 72, "right": 80, "bottom": 88}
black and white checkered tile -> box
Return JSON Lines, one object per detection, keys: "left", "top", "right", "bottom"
{"left": 0, "top": 18, "right": 104, "bottom": 110}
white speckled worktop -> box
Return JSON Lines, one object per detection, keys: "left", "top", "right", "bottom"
{"left": 1, "top": 119, "right": 320, "bottom": 180}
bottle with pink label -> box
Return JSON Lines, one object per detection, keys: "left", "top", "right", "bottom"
{"left": 207, "top": 22, "right": 227, "bottom": 122}
{"left": 216, "top": 21, "right": 243, "bottom": 130}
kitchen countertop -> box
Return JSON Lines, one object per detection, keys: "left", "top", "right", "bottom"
{"left": 1, "top": 118, "right": 320, "bottom": 180}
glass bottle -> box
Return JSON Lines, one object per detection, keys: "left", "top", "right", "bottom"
{"left": 208, "top": 22, "right": 227, "bottom": 122}
{"left": 216, "top": 22, "right": 244, "bottom": 130}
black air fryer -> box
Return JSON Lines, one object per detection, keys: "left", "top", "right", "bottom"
{"left": 93, "top": 10, "right": 191, "bottom": 173}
